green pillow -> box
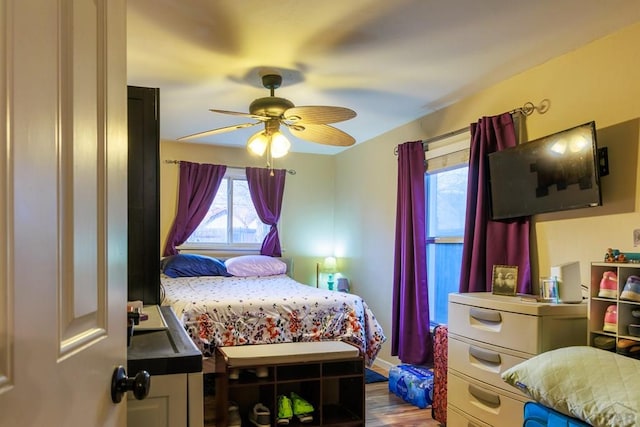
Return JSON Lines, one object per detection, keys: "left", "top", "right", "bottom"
{"left": 502, "top": 346, "right": 640, "bottom": 427}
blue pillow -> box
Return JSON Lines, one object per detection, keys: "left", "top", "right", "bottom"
{"left": 160, "top": 254, "right": 231, "bottom": 278}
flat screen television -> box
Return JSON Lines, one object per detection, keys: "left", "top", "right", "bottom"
{"left": 488, "top": 121, "right": 602, "bottom": 220}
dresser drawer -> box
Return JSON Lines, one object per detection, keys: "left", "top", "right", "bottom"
{"left": 447, "top": 405, "right": 492, "bottom": 427}
{"left": 448, "top": 371, "right": 527, "bottom": 427}
{"left": 448, "top": 336, "right": 529, "bottom": 394}
{"left": 449, "top": 301, "right": 539, "bottom": 354}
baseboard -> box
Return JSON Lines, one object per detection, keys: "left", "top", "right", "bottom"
{"left": 372, "top": 357, "right": 395, "bottom": 374}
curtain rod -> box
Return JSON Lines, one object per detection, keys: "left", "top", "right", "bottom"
{"left": 421, "top": 126, "right": 470, "bottom": 146}
{"left": 392, "top": 99, "right": 552, "bottom": 155}
{"left": 163, "top": 159, "right": 297, "bottom": 175}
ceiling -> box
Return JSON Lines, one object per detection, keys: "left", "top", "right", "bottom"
{"left": 127, "top": 0, "right": 640, "bottom": 155}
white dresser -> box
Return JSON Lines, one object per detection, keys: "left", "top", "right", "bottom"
{"left": 447, "top": 292, "right": 587, "bottom": 426}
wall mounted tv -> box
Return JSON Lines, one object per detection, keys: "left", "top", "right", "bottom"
{"left": 488, "top": 121, "right": 602, "bottom": 220}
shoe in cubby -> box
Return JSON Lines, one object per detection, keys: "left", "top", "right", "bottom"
{"left": 620, "top": 275, "right": 640, "bottom": 302}
{"left": 249, "top": 403, "right": 271, "bottom": 427}
{"left": 593, "top": 335, "right": 615, "bottom": 350}
{"left": 228, "top": 402, "right": 241, "bottom": 427}
{"left": 229, "top": 368, "right": 240, "bottom": 380}
{"left": 291, "top": 392, "right": 314, "bottom": 423}
{"left": 277, "top": 395, "right": 293, "bottom": 425}
{"left": 603, "top": 304, "right": 617, "bottom": 333}
{"left": 598, "top": 271, "right": 618, "bottom": 298}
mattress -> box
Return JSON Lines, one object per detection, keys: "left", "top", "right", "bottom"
{"left": 524, "top": 402, "right": 591, "bottom": 427}
{"left": 161, "top": 273, "right": 386, "bottom": 365}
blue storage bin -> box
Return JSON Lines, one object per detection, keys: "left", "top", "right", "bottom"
{"left": 388, "top": 364, "right": 434, "bottom": 409}
{"left": 523, "top": 402, "right": 591, "bottom": 427}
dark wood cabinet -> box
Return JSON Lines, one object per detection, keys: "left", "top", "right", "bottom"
{"left": 127, "top": 86, "right": 160, "bottom": 304}
{"left": 127, "top": 306, "right": 203, "bottom": 427}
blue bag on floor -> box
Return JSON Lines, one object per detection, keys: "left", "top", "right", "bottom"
{"left": 388, "top": 364, "right": 434, "bottom": 409}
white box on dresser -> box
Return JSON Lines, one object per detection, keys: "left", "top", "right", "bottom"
{"left": 447, "top": 292, "right": 587, "bottom": 427}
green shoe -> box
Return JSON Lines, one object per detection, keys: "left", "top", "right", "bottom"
{"left": 277, "top": 395, "right": 293, "bottom": 425}
{"left": 290, "top": 392, "right": 314, "bottom": 423}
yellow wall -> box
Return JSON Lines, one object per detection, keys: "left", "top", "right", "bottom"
{"left": 159, "top": 141, "right": 337, "bottom": 285}
{"left": 336, "top": 22, "right": 640, "bottom": 367}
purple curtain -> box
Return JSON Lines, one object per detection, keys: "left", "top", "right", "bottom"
{"left": 391, "top": 141, "right": 433, "bottom": 365}
{"left": 459, "top": 113, "right": 531, "bottom": 294}
{"left": 162, "top": 162, "right": 227, "bottom": 256}
{"left": 246, "top": 167, "right": 286, "bottom": 257}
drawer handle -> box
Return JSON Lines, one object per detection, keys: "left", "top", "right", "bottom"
{"left": 469, "top": 346, "right": 501, "bottom": 364}
{"left": 469, "top": 307, "right": 502, "bottom": 323}
{"left": 468, "top": 384, "right": 501, "bottom": 408}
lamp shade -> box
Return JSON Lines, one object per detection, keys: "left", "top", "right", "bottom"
{"left": 322, "top": 256, "right": 337, "bottom": 273}
{"left": 247, "top": 131, "right": 268, "bottom": 156}
{"left": 270, "top": 131, "right": 291, "bottom": 158}
{"left": 247, "top": 129, "right": 291, "bottom": 159}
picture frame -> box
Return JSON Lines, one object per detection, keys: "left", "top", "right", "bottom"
{"left": 539, "top": 277, "right": 559, "bottom": 302}
{"left": 491, "top": 265, "right": 518, "bottom": 296}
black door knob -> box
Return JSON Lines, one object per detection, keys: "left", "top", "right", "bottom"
{"left": 111, "top": 365, "right": 151, "bottom": 403}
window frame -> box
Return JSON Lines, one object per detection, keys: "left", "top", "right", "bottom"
{"left": 178, "top": 167, "right": 270, "bottom": 253}
{"left": 425, "top": 129, "right": 471, "bottom": 326}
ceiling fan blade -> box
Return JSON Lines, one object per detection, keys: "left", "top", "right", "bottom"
{"left": 283, "top": 106, "right": 356, "bottom": 124}
{"left": 209, "top": 109, "right": 269, "bottom": 121}
{"left": 178, "top": 122, "right": 261, "bottom": 141}
{"left": 287, "top": 123, "right": 355, "bottom": 147}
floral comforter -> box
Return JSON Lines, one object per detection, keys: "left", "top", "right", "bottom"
{"left": 161, "top": 274, "right": 386, "bottom": 365}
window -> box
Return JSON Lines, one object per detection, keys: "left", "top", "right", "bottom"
{"left": 425, "top": 131, "right": 470, "bottom": 325}
{"left": 183, "top": 168, "right": 269, "bottom": 250}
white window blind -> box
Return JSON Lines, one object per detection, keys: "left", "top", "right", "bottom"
{"left": 424, "top": 129, "right": 471, "bottom": 174}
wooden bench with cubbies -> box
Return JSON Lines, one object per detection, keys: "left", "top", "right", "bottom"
{"left": 213, "top": 341, "right": 365, "bottom": 427}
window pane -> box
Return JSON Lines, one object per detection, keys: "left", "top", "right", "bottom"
{"left": 427, "top": 242, "right": 463, "bottom": 325}
{"left": 426, "top": 165, "right": 468, "bottom": 325}
{"left": 231, "top": 180, "right": 268, "bottom": 244}
{"left": 184, "top": 173, "right": 271, "bottom": 247}
{"left": 427, "top": 167, "right": 468, "bottom": 237}
{"left": 188, "top": 180, "right": 228, "bottom": 243}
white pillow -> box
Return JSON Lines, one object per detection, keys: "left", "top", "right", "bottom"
{"left": 225, "top": 255, "right": 287, "bottom": 277}
{"left": 501, "top": 346, "right": 640, "bottom": 427}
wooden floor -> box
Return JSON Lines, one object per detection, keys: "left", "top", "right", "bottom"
{"left": 365, "top": 367, "right": 441, "bottom": 427}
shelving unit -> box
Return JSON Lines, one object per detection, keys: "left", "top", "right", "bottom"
{"left": 214, "top": 342, "right": 364, "bottom": 427}
{"left": 589, "top": 262, "right": 640, "bottom": 357}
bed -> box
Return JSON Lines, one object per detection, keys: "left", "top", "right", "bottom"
{"left": 501, "top": 346, "right": 640, "bottom": 427}
{"left": 159, "top": 253, "right": 386, "bottom": 370}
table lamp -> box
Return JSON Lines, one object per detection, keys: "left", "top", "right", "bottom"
{"left": 323, "top": 256, "right": 338, "bottom": 290}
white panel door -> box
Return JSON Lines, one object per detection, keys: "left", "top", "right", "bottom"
{"left": 0, "top": 0, "right": 128, "bottom": 426}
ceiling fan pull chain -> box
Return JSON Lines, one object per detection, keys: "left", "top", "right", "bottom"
{"left": 266, "top": 139, "right": 273, "bottom": 172}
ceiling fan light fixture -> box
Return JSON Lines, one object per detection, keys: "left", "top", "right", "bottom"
{"left": 247, "top": 131, "right": 268, "bottom": 156}
{"left": 179, "top": 73, "right": 357, "bottom": 150}
{"left": 270, "top": 131, "right": 291, "bottom": 158}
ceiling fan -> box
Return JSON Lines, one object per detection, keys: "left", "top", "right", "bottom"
{"left": 178, "top": 74, "right": 357, "bottom": 148}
